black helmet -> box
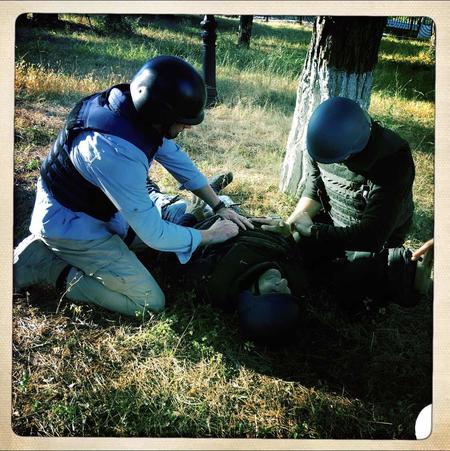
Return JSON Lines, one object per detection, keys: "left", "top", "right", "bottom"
{"left": 130, "top": 55, "right": 206, "bottom": 126}
{"left": 238, "top": 290, "right": 301, "bottom": 345}
{"left": 307, "top": 97, "right": 372, "bottom": 164}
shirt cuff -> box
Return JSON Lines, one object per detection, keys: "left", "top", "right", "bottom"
{"left": 175, "top": 227, "right": 202, "bottom": 264}
{"left": 179, "top": 174, "right": 209, "bottom": 191}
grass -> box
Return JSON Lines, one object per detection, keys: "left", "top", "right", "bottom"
{"left": 13, "top": 15, "right": 434, "bottom": 439}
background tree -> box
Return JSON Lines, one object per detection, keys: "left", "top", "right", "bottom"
{"left": 104, "top": 14, "right": 131, "bottom": 33}
{"left": 280, "top": 16, "right": 386, "bottom": 196}
{"left": 25, "top": 13, "right": 61, "bottom": 28}
{"left": 16, "top": 13, "right": 31, "bottom": 28}
{"left": 430, "top": 21, "right": 436, "bottom": 51}
{"left": 237, "top": 15, "right": 254, "bottom": 48}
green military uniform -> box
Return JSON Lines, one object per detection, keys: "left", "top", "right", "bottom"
{"left": 184, "top": 225, "right": 311, "bottom": 311}
{"left": 303, "top": 121, "right": 415, "bottom": 252}
{"left": 159, "top": 220, "right": 418, "bottom": 312}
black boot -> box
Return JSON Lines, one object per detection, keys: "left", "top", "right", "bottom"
{"left": 208, "top": 171, "right": 233, "bottom": 194}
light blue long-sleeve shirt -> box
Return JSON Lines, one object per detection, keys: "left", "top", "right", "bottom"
{"left": 30, "top": 131, "right": 208, "bottom": 263}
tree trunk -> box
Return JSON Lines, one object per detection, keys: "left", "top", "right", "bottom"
{"left": 280, "top": 16, "right": 386, "bottom": 196}
{"left": 16, "top": 13, "right": 32, "bottom": 27}
{"left": 105, "top": 14, "right": 131, "bottom": 33}
{"left": 238, "top": 15, "right": 254, "bottom": 48}
{"left": 30, "top": 13, "right": 61, "bottom": 28}
{"left": 430, "top": 21, "right": 436, "bottom": 50}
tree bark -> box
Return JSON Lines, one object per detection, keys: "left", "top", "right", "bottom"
{"left": 105, "top": 14, "right": 131, "bottom": 33}
{"left": 430, "top": 21, "right": 436, "bottom": 50}
{"left": 30, "top": 14, "right": 61, "bottom": 28}
{"left": 238, "top": 15, "right": 254, "bottom": 48}
{"left": 280, "top": 16, "right": 386, "bottom": 196}
{"left": 16, "top": 13, "right": 31, "bottom": 28}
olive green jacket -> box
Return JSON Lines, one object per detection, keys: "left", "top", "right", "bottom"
{"left": 302, "top": 121, "right": 415, "bottom": 251}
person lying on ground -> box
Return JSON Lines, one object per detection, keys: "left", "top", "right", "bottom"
{"left": 156, "top": 194, "right": 433, "bottom": 344}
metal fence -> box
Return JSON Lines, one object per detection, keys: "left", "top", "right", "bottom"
{"left": 254, "top": 15, "right": 434, "bottom": 40}
{"left": 386, "top": 16, "right": 433, "bottom": 39}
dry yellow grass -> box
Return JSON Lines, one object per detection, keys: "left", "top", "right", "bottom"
{"left": 15, "top": 60, "right": 119, "bottom": 98}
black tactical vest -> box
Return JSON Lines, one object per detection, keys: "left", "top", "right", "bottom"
{"left": 316, "top": 122, "right": 414, "bottom": 230}
{"left": 40, "top": 84, "right": 163, "bottom": 222}
{"left": 317, "top": 163, "right": 370, "bottom": 227}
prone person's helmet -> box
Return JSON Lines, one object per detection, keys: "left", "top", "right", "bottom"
{"left": 306, "top": 97, "right": 372, "bottom": 164}
{"left": 130, "top": 55, "right": 207, "bottom": 126}
{"left": 238, "top": 290, "right": 302, "bottom": 345}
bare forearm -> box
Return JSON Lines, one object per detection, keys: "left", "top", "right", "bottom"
{"left": 191, "top": 184, "right": 253, "bottom": 230}
{"left": 286, "top": 196, "right": 321, "bottom": 225}
{"left": 191, "top": 185, "right": 221, "bottom": 209}
{"left": 199, "top": 228, "right": 214, "bottom": 246}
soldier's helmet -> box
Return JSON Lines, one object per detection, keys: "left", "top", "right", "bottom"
{"left": 307, "top": 97, "right": 372, "bottom": 164}
{"left": 238, "top": 290, "right": 302, "bottom": 345}
{"left": 130, "top": 55, "right": 206, "bottom": 126}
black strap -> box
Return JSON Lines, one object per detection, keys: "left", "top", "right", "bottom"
{"left": 124, "top": 227, "right": 137, "bottom": 246}
{"left": 212, "top": 200, "right": 226, "bottom": 214}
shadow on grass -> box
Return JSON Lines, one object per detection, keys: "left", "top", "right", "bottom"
{"left": 370, "top": 115, "right": 434, "bottom": 156}
{"left": 14, "top": 182, "right": 36, "bottom": 245}
{"left": 374, "top": 59, "right": 435, "bottom": 103}
{"left": 13, "top": 244, "right": 432, "bottom": 438}
{"left": 15, "top": 30, "right": 159, "bottom": 78}
{"left": 379, "top": 35, "right": 433, "bottom": 59}
{"left": 409, "top": 207, "right": 434, "bottom": 243}
{"left": 164, "top": 287, "right": 431, "bottom": 439}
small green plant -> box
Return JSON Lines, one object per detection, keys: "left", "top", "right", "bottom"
{"left": 18, "top": 371, "right": 29, "bottom": 393}
{"left": 25, "top": 158, "right": 40, "bottom": 171}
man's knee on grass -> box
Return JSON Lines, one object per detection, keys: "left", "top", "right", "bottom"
{"left": 133, "top": 283, "right": 166, "bottom": 316}
{"left": 64, "top": 267, "right": 166, "bottom": 317}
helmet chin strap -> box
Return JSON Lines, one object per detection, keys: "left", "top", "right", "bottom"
{"left": 162, "top": 124, "right": 174, "bottom": 139}
{"left": 150, "top": 123, "right": 173, "bottom": 139}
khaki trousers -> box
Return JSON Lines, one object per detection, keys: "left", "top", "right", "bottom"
{"left": 42, "top": 234, "right": 165, "bottom": 317}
